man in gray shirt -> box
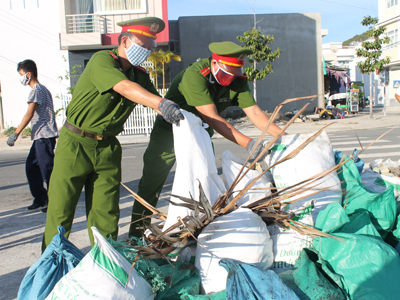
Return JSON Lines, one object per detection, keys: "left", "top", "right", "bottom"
{"left": 7, "top": 59, "right": 58, "bottom": 212}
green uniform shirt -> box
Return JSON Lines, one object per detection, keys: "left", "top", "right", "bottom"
{"left": 165, "top": 58, "right": 256, "bottom": 117}
{"left": 66, "top": 48, "right": 159, "bottom": 136}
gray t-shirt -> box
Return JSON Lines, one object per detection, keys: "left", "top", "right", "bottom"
{"left": 28, "top": 83, "right": 58, "bottom": 140}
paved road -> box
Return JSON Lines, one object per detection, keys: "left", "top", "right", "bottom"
{"left": 0, "top": 127, "right": 399, "bottom": 299}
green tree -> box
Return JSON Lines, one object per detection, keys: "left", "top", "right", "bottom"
{"left": 157, "top": 49, "right": 182, "bottom": 90}
{"left": 356, "top": 16, "right": 391, "bottom": 118}
{"left": 58, "top": 63, "right": 82, "bottom": 95}
{"left": 351, "top": 82, "right": 365, "bottom": 101}
{"left": 147, "top": 51, "right": 162, "bottom": 88}
{"left": 147, "top": 66, "right": 162, "bottom": 86}
{"left": 237, "top": 28, "right": 281, "bottom": 102}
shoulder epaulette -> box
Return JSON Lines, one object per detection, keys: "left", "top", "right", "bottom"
{"left": 109, "top": 51, "right": 118, "bottom": 60}
{"left": 134, "top": 65, "right": 149, "bottom": 74}
{"left": 200, "top": 67, "right": 211, "bottom": 77}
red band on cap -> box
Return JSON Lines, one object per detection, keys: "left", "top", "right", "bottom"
{"left": 121, "top": 25, "right": 157, "bottom": 39}
{"left": 212, "top": 53, "right": 245, "bottom": 67}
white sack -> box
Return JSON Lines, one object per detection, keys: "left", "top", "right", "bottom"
{"left": 268, "top": 209, "right": 314, "bottom": 274}
{"left": 46, "top": 227, "right": 154, "bottom": 300}
{"left": 264, "top": 131, "right": 342, "bottom": 222}
{"left": 195, "top": 208, "right": 273, "bottom": 294}
{"left": 361, "top": 168, "right": 400, "bottom": 199}
{"left": 162, "top": 110, "right": 226, "bottom": 231}
{"left": 221, "top": 150, "right": 273, "bottom": 207}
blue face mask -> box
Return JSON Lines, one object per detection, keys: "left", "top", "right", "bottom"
{"left": 125, "top": 38, "right": 151, "bottom": 66}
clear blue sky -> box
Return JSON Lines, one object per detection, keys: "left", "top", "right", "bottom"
{"left": 167, "top": 0, "right": 379, "bottom": 43}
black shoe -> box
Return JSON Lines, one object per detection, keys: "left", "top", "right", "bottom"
{"left": 27, "top": 203, "right": 45, "bottom": 210}
{"left": 41, "top": 207, "right": 47, "bottom": 213}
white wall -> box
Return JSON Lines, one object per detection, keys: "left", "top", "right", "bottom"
{"left": 0, "top": 0, "right": 70, "bottom": 129}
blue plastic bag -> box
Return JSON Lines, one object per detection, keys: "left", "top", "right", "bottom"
{"left": 219, "top": 259, "right": 299, "bottom": 300}
{"left": 334, "top": 149, "right": 364, "bottom": 174}
{"left": 17, "top": 226, "right": 84, "bottom": 300}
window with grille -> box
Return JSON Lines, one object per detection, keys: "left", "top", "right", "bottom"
{"left": 93, "top": 0, "right": 147, "bottom": 15}
{"left": 386, "top": 29, "right": 399, "bottom": 49}
{"left": 387, "top": 0, "right": 398, "bottom": 8}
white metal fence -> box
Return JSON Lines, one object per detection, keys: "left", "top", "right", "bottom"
{"left": 60, "top": 89, "right": 168, "bottom": 137}
{"left": 65, "top": 13, "right": 145, "bottom": 35}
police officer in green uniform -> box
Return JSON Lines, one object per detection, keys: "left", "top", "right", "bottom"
{"left": 129, "top": 41, "right": 284, "bottom": 237}
{"left": 42, "top": 17, "right": 184, "bottom": 250}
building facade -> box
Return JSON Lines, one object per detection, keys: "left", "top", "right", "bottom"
{"left": 0, "top": 2, "right": 326, "bottom": 128}
{"left": 63, "top": 10, "right": 326, "bottom": 112}
{"left": 322, "top": 42, "right": 376, "bottom": 101}
{"left": 170, "top": 13, "right": 325, "bottom": 112}
{"left": 0, "top": 0, "right": 69, "bottom": 129}
{"left": 59, "top": 0, "right": 170, "bottom": 88}
{"left": 378, "top": 0, "right": 400, "bottom": 108}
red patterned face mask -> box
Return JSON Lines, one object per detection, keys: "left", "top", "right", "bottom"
{"left": 213, "top": 64, "right": 236, "bottom": 86}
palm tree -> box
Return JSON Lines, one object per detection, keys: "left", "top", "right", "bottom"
{"left": 147, "top": 66, "right": 162, "bottom": 86}
{"left": 157, "top": 49, "right": 182, "bottom": 89}
{"left": 147, "top": 51, "right": 162, "bottom": 88}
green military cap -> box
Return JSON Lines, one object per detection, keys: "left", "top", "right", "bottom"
{"left": 117, "top": 17, "right": 165, "bottom": 39}
{"left": 209, "top": 41, "right": 253, "bottom": 67}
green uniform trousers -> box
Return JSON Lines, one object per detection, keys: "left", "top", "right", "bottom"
{"left": 42, "top": 126, "right": 122, "bottom": 251}
{"left": 129, "top": 117, "right": 213, "bottom": 237}
{"left": 129, "top": 117, "right": 176, "bottom": 237}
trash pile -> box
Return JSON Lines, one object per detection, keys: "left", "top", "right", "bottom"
{"left": 17, "top": 100, "right": 400, "bottom": 300}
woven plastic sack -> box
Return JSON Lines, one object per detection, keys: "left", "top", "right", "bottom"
{"left": 219, "top": 259, "right": 299, "bottom": 300}
{"left": 195, "top": 208, "right": 273, "bottom": 294}
{"left": 265, "top": 131, "right": 342, "bottom": 223}
{"left": 153, "top": 260, "right": 200, "bottom": 300}
{"left": 17, "top": 226, "right": 84, "bottom": 300}
{"left": 46, "top": 227, "right": 154, "bottom": 300}
{"left": 163, "top": 110, "right": 226, "bottom": 232}
{"left": 268, "top": 206, "right": 314, "bottom": 274}
{"left": 180, "top": 291, "right": 225, "bottom": 300}
{"left": 279, "top": 248, "right": 347, "bottom": 300}
{"left": 314, "top": 202, "right": 400, "bottom": 300}
{"left": 334, "top": 149, "right": 365, "bottom": 175}
{"left": 221, "top": 150, "right": 273, "bottom": 207}
{"left": 361, "top": 168, "right": 400, "bottom": 200}
{"left": 335, "top": 154, "right": 397, "bottom": 238}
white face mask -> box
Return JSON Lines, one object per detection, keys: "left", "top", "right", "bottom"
{"left": 19, "top": 73, "right": 31, "bottom": 86}
{"left": 125, "top": 38, "right": 151, "bottom": 66}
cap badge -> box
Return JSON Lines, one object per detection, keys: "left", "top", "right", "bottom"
{"left": 238, "top": 54, "right": 246, "bottom": 61}
{"left": 150, "top": 23, "right": 159, "bottom": 32}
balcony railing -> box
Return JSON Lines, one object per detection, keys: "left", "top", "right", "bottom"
{"left": 383, "top": 41, "right": 400, "bottom": 50}
{"left": 65, "top": 13, "right": 139, "bottom": 34}
{"left": 65, "top": 14, "right": 107, "bottom": 34}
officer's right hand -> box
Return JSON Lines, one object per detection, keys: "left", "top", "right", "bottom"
{"left": 7, "top": 132, "right": 19, "bottom": 147}
{"left": 158, "top": 99, "right": 185, "bottom": 126}
{"left": 246, "top": 138, "right": 270, "bottom": 160}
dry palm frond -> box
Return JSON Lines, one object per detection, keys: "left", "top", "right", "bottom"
{"left": 119, "top": 96, "right": 396, "bottom": 261}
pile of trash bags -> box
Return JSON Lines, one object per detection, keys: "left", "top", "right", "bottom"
{"left": 18, "top": 111, "right": 400, "bottom": 299}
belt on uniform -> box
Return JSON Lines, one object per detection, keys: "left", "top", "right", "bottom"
{"left": 64, "top": 122, "right": 112, "bottom": 141}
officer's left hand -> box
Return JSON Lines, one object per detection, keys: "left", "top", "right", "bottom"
{"left": 246, "top": 138, "right": 270, "bottom": 160}
{"left": 7, "top": 132, "right": 19, "bottom": 147}
{"left": 159, "top": 99, "right": 185, "bottom": 126}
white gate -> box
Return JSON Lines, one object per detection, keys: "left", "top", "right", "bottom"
{"left": 60, "top": 92, "right": 166, "bottom": 137}
{"left": 120, "top": 104, "right": 157, "bottom": 136}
